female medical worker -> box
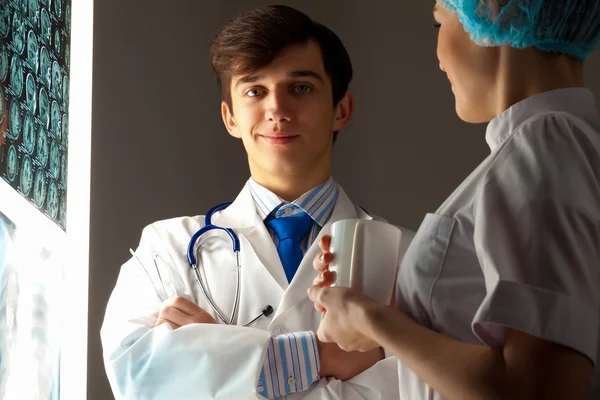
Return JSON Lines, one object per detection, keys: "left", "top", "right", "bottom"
{"left": 309, "top": 1, "right": 600, "bottom": 399}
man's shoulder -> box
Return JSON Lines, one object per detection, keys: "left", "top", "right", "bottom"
{"left": 141, "top": 214, "right": 206, "bottom": 239}
{"left": 370, "top": 214, "right": 387, "bottom": 223}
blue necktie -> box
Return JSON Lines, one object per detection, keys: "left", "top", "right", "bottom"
{"left": 265, "top": 212, "right": 312, "bottom": 283}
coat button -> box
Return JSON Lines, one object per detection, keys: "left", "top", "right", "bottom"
{"left": 276, "top": 326, "right": 287, "bottom": 334}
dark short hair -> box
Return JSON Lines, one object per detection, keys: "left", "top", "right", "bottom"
{"left": 209, "top": 5, "right": 353, "bottom": 142}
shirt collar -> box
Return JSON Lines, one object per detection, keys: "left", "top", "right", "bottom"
{"left": 485, "top": 88, "right": 598, "bottom": 152}
{"left": 248, "top": 177, "right": 339, "bottom": 226}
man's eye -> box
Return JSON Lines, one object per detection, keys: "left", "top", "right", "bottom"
{"left": 292, "top": 84, "right": 312, "bottom": 94}
{"left": 246, "top": 88, "right": 264, "bottom": 97}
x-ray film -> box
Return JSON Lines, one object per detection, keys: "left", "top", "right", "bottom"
{"left": 0, "top": 0, "right": 71, "bottom": 230}
{"left": 0, "top": 208, "right": 62, "bottom": 400}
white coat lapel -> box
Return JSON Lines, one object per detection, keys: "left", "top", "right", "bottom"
{"left": 212, "top": 184, "right": 289, "bottom": 291}
{"left": 273, "top": 187, "right": 372, "bottom": 320}
{"left": 242, "top": 214, "right": 289, "bottom": 290}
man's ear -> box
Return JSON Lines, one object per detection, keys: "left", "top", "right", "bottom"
{"left": 332, "top": 90, "right": 355, "bottom": 132}
{"left": 221, "top": 101, "right": 241, "bottom": 138}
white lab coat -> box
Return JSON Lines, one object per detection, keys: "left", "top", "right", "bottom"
{"left": 101, "top": 184, "right": 411, "bottom": 400}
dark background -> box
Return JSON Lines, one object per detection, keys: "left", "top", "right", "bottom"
{"left": 89, "top": 1, "right": 600, "bottom": 398}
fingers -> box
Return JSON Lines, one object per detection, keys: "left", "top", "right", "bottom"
{"left": 313, "top": 298, "right": 326, "bottom": 312}
{"left": 322, "top": 270, "right": 336, "bottom": 286}
{"left": 309, "top": 280, "right": 327, "bottom": 312}
{"left": 313, "top": 251, "right": 334, "bottom": 273}
{"left": 318, "top": 235, "right": 332, "bottom": 252}
{"left": 312, "top": 270, "right": 336, "bottom": 287}
{"left": 155, "top": 317, "right": 180, "bottom": 330}
{"left": 307, "top": 285, "right": 329, "bottom": 306}
{"left": 313, "top": 274, "right": 322, "bottom": 286}
{"left": 163, "top": 296, "right": 198, "bottom": 315}
{"left": 313, "top": 235, "right": 333, "bottom": 273}
{"left": 159, "top": 296, "right": 217, "bottom": 325}
{"left": 158, "top": 303, "right": 193, "bottom": 327}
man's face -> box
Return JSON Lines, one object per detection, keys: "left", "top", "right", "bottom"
{"left": 222, "top": 40, "right": 353, "bottom": 182}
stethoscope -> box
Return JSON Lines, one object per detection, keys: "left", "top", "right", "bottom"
{"left": 187, "top": 202, "right": 274, "bottom": 327}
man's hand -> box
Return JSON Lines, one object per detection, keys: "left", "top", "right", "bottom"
{"left": 317, "top": 338, "right": 384, "bottom": 381}
{"left": 155, "top": 296, "right": 217, "bottom": 329}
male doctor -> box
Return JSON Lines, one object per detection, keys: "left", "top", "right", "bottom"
{"left": 101, "top": 5, "right": 406, "bottom": 399}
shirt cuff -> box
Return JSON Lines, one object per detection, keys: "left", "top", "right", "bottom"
{"left": 257, "top": 331, "right": 320, "bottom": 399}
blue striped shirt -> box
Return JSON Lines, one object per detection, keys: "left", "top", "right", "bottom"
{"left": 256, "top": 332, "right": 321, "bottom": 399}
{"left": 249, "top": 178, "right": 338, "bottom": 399}
{"left": 248, "top": 177, "right": 339, "bottom": 251}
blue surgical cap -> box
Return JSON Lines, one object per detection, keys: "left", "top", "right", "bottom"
{"left": 439, "top": 0, "right": 600, "bottom": 60}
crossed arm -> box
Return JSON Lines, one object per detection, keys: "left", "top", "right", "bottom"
{"left": 156, "top": 295, "right": 384, "bottom": 394}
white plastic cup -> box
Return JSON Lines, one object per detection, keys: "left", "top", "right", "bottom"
{"left": 329, "top": 219, "right": 402, "bottom": 305}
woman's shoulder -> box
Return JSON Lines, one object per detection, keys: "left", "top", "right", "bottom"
{"left": 511, "top": 110, "right": 600, "bottom": 152}
{"left": 480, "top": 110, "right": 600, "bottom": 208}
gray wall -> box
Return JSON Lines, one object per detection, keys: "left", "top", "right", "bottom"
{"left": 89, "top": 1, "right": 600, "bottom": 398}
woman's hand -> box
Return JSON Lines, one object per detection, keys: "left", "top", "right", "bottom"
{"left": 308, "top": 284, "right": 381, "bottom": 352}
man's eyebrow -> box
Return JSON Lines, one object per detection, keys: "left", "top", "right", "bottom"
{"left": 288, "top": 70, "right": 323, "bottom": 81}
{"left": 235, "top": 74, "right": 263, "bottom": 88}
{"left": 234, "top": 70, "right": 324, "bottom": 88}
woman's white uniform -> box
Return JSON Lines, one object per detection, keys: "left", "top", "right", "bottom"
{"left": 101, "top": 184, "right": 411, "bottom": 399}
{"left": 396, "top": 88, "right": 600, "bottom": 399}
